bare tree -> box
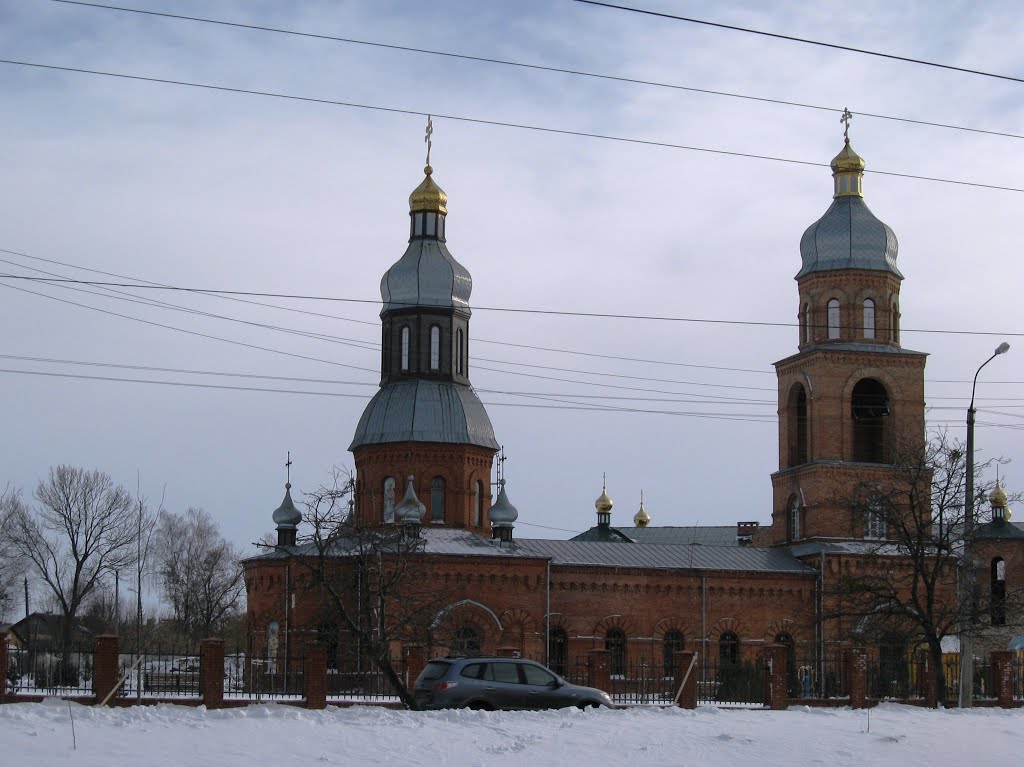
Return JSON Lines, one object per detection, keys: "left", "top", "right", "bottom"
{"left": 155, "top": 507, "right": 244, "bottom": 643}
{"left": 827, "top": 432, "right": 1017, "bottom": 704}
{"left": 0, "top": 487, "right": 28, "bottom": 622}
{"left": 7, "top": 466, "right": 137, "bottom": 679}
{"left": 288, "top": 469, "right": 446, "bottom": 709}
{"left": 130, "top": 488, "right": 161, "bottom": 653}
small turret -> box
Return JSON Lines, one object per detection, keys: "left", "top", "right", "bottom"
{"left": 488, "top": 479, "right": 519, "bottom": 544}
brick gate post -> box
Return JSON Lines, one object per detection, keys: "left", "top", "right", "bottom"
{"left": 304, "top": 642, "right": 327, "bottom": 710}
{"left": 404, "top": 645, "right": 427, "bottom": 691}
{"left": 0, "top": 631, "right": 9, "bottom": 703}
{"left": 93, "top": 635, "right": 120, "bottom": 705}
{"left": 672, "top": 650, "right": 697, "bottom": 709}
{"left": 200, "top": 638, "right": 225, "bottom": 710}
{"left": 991, "top": 651, "right": 1014, "bottom": 708}
{"left": 762, "top": 644, "right": 788, "bottom": 710}
{"left": 587, "top": 649, "right": 611, "bottom": 697}
{"left": 843, "top": 647, "right": 868, "bottom": 709}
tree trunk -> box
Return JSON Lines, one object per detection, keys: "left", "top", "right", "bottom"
{"left": 927, "top": 636, "right": 946, "bottom": 707}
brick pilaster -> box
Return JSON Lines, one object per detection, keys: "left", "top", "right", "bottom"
{"left": 200, "top": 638, "right": 225, "bottom": 709}
{"left": 844, "top": 647, "right": 867, "bottom": 709}
{"left": 762, "top": 644, "right": 788, "bottom": 710}
{"left": 587, "top": 649, "right": 611, "bottom": 695}
{"left": 919, "top": 651, "right": 937, "bottom": 708}
{"left": 673, "top": 650, "right": 697, "bottom": 709}
{"left": 304, "top": 642, "right": 327, "bottom": 710}
{"left": 0, "top": 631, "right": 9, "bottom": 702}
{"left": 991, "top": 651, "right": 1014, "bottom": 708}
{"left": 404, "top": 645, "right": 427, "bottom": 690}
{"left": 93, "top": 635, "right": 119, "bottom": 705}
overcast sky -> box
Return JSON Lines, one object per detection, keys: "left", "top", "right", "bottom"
{"left": 2, "top": 0, "right": 1023, "bottom": 555}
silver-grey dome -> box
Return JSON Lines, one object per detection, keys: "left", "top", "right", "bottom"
{"left": 272, "top": 484, "right": 301, "bottom": 529}
{"left": 380, "top": 239, "right": 472, "bottom": 314}
{"left": 488, "top": 479, "right": 518, "bottom": 526}
{"left": 349, "top": 379, "right": 499, "bottom": 451}
{"left": 796, "top": 197, "right": 902, "bottom": 279}
{"left": 394, "top": 476, "right": 426, "bottom": 524}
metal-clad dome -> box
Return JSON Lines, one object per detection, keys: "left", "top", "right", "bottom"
{"left": 797, "top": 194, "right": 901, "bottom": 279}
{"left": 272, "top": 483, "right": 301, "bottom": 529}
{"left": 394, "top": 476, "right": 426, "bottom": 524}
{"left": 488, "top": 479, "right": 519, "bottom": 526}
{"left": 380, "top": 239, "right": 472, "bottom": 313}
{"left": 349, "top": 379, "right": 499, "bottom": 451}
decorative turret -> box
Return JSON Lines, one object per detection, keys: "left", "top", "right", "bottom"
{"left": 488, "top": 479, "right": 519, "bottom": 543}
{"left": 633, "top": 491, "right": 650, "bottom": 528}
{"left": 394, "top": 476, "right": 426, "bottom": 536}
{"left": 595, "top": 475, "right": 613, "bottom": 528}
{"left": 990, "top": 480, "right": 1010, "bottom": 523}
{"left": 273, "top": 453, "right": 301, "bottom": 547}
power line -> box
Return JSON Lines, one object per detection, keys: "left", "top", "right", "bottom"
{"left": 2, "top": 273, "right": 1022, "bottom": 338}
{"left": 573, "top": 0, "right": 1024, "bottom": 85}
{"left": 3, "top": 57, "right": 1023, "bottom": 194}
{"left": 46, "top": 0, "right": 1024, "bottom": 141}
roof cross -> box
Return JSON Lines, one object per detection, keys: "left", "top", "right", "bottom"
{"left": 840, "top": 107, "right": 853, "bottom": 140}
{"left": 285, "top": 451, "right": 292, "bottom": 485}
{"left": 424, "top": 115, "right": 433, "bottom": 166}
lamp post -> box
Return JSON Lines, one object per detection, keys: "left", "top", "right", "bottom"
{"left": 958, "top": 341, "right": 1010, "bottom": 708}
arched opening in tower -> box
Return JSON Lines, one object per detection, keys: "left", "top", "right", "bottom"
{"left": 787, "top": 383, "right": 809, "bottom": 466}
{"left": 851, "top": 378, "right": 890, "bottom": 463}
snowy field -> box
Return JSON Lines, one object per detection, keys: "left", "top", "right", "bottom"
{"left": 1, "top": 699, "right": 1021, "bottom": 767}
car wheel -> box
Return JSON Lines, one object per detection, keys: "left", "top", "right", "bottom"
{"left": 468, "top": 701, "right": 493, "bottom": 711}
{"left": 576, "top": 701, "right": 600, "bottom": 710}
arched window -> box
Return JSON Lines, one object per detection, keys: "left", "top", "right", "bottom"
{"left": 605, "top": 628, "right": 626, "bottom": 677}
{"left": 429, "top": 325, "right": 441, "bottom": 370}
{"left": 827, "top": 299, "right": 840, "bottom": 339}
{"left": 992, "top": 557, "right": 1007, "bottom": 626}
{"left": 863, "top": 299, "right": 875, "bottom": 339}
{"left": 430, "top": 476, "right": 445, "bottom": 522}
{"left": 877, "top": 633, "right": 908, "bottom": 699}
{"left": 548, "top": 626, "right": 568, "bottom": 676}
{"left": 383, "top": 476, "right": 397, "bottom": 523}
{"left": 789, "top": 495, "right": 802, "bottom": 541}
{"left": 803, "top": 303, "right": 812, "bottom": 343}
{"left": 663, "top": 629, "right": 684, "bottom": 677}
{"left": 400, "top": 326, "right": 410, "bottom": 372}
{"left": 864, "top": 497, "right": 886, "bottom": 539}
{"left": 318, "top": 622, "right": 340, "bottom": 670}
{"left": 788, "top": 383, "right": 808, "bottom": 467}
{"left": 266, "top": 621, "right": 279, "bottom": 673}
{"left": 456, "top": 329, "right": 465, "bottom": 376}
{"left": 455, "top": 624, "right": 481, "bottom": 657}
{"left": 473, "top": 480, "right": 484, "bottom": 527}
{"left": 851, "top": 378, "right": 890, "bottom": 463}
{"left": 718, "top": 631, "right": 739, "bottom": 666}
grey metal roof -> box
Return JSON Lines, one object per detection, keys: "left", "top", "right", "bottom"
{"left": 625, "top": 525, "right": 740, "bottom": 546}
{"left": 570, "top": 525, "right": 636, "bottom": 543}
{"left": 516, "top": 539, "right": 814, "bottom": 573}
{"left": 380, "top": 238, "right": 472, "bottom": 314}
{"left": 349, "top": 379, "right": 499, "bottom": 451}
{"left": 797, "top": 196, "right": 902, "bottom": 279}
{"left": 246, "top": 526, "right": 541, "bottom": 562}
{"left": 789, "top": 540, "right": 909, "bottom": 557}
{"left": 974, "top": 519, "right": 1024, "bottom": 540}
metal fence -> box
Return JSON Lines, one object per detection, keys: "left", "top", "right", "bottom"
{"left": 696, "top": 660, "right": 766, "bottom": 706}
{"left": 326, "top": 658, "right": 409, "bottom": 703}
{"left": 786, "top": 653, "right": 849, "bottom": 700}
{"left": 7, "top": 646, "right": 97, "bottom": 698}
{"left": 941, "top": 655, "right": 997, "bottom": 704}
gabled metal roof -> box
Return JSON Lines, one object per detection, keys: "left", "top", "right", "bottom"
{"left": 516, "top": 539, "right": 814, "bottom": 573}
{"left": 349, "top": 379, "right": 499, "bottom": 451}
{"left": 625, "top": 525, "right": 740, "bottom": 546}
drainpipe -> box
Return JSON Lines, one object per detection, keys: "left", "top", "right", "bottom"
{"left": 545, "top": 559, "right": 551, "bottom": 668}
{"left": 701, "top": 573, "right": 707, "bottom": 687}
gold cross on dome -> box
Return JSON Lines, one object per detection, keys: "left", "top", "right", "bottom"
{"left": 840, "top": 107, "right": 853, "bottom": 140}
{"left": 424, "top": 115, "right": 433, "bottom": 166}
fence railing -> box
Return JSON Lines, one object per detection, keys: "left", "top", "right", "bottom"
{"left": 786, "top": 653, "right": 849, "bottom": 700}
{"left": 696, "top": 660, "right": 766, "bottom": 706}
{"left": 941, "top": 656, "right": 998, "bottom": 704}
{"left": 326, "top": 658, "right": 409, "bottom": 703}
{"left": 7, "top": 646, "right": 97, "bottom": 698}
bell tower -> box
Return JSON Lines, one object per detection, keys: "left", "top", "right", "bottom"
{"left": 349, "top": 125, "right": 499, "bottom": 531}
{"left": 768, "top": 115, "right": 927, "bottom": 545}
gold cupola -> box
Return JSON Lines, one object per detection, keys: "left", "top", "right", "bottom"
{"left": 633, "top": 491, "right": 651, "bottom": 528}
{"left": 595, "top": 475, "right": 613, "bottom": 527}
{"left": 409, "top": 165, "right": 448, "bottom": 215}
{"left": 990, "top": 480, "right": 1011, "bottom": 521}
{"left": 831, "top": 109, "right": 865, "bottom": 198}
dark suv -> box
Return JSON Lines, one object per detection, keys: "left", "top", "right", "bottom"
{"left": 414, "top": 656, "right": 613, "bottom": 711}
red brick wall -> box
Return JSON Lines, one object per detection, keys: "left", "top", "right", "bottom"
{"left": 93, "top": 635, "right": 119, "bottom": 705}
{"left": 200, "top": 638, "right": 225, "bottom": 710}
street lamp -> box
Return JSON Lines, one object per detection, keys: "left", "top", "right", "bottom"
{"left": 959, "top": 341, "right": 1010, "bottom": 708}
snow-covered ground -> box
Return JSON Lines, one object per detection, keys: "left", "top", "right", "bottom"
{"left": 1, "top": 699, "right": 1021, "bottom": 766}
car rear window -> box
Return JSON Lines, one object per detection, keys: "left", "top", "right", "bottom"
{"left": 419, "top": 661, "right": 451, "bottom": 682}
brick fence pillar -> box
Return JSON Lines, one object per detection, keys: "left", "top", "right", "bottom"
{"left": 200, "top": 638, "right": 225, "bottom": 710}
{"left": 404, "top": 645, "right": 427, "bottom": 691}
{"left": 919, "top": 651, "right": 937, "bottom": 708}
{"left": 844, "top": 647, "right": 868, "bottom": 709}
{"left": 93, "top": 635, "right": 119, "bottom": 705}
{"left": 991, "top": 651, "right": 1014, "bottom": 708}
{"left": 0, "top": 631, "right": 9, "bottom": 702}
{"left": 762, "top": 644, "right": 788, "bottom": 710}
{"left": 304, "top": 642, "right": 327, "bottom": 710}
{"left": 587, "top": 649, "right": 611, "bottom": 695}
{"left": 673, "top": 650, "right": 697, "bottom": 709}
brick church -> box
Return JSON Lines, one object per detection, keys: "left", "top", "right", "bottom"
{"left": 244, "top": 126, "right": 1022, "bottom": 682}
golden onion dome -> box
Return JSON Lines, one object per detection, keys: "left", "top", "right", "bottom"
{"left": 990, "top": 481, "right": 1009, "bottom": 509}
{"left": 831, "top": 138, "right": 865, "bottom": 174}
{"left": 409, "top": 165, "right": 448, "bottom": 215}
{"left": 633, "top": 493, "right": 650, "bottom": 528}
{"left": 595, "top": 485, "right": 614, "bottom": 513}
